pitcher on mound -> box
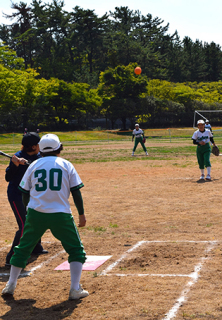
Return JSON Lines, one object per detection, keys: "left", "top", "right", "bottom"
{"left": 192, "top": 120, "right": 216, "bottom": 181}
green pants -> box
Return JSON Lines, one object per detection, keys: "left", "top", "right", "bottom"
{"left": 196, "top": 143, "right": 211, "bottom": 169}
{"left": 10, "top": 208, "right": 86, "bottom": 269}
{"left": 133, "top": 137, "right": 147, "bottom": 152}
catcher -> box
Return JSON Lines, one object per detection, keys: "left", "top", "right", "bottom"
{"left": 132, "top": 124, "right": 148, "bottom": 156}
{"left": 192, "top": 119, "right": 218, "bottom": 181}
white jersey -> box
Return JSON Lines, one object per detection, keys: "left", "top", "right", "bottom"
{"left": 192, "top": 129, "right": 213, "bottom": 144}
{"left": 205, "top": 124, "right": 212, "bottom": 130}
{"left": 132, "top": 128, "right": 143, "bottom": 138}
{"left": 19, "top": 156, "right": 83, "bottom": 214}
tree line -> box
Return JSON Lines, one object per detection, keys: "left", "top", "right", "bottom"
{"left": 1, "top": 45, "right": 222, "bottom": 132}
{"left": 1, "top": 1, "right": 222, "bottom": 86}
{"left": 1, "top": 1, "right": 222, "bottom": 132}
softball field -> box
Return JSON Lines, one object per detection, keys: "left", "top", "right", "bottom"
{"left": 1, "top": 137, "right": 222, "bottom": 320}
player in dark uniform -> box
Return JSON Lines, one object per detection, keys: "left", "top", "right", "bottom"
{"left": 5, "top": 132, "right": 48, "bottom": 267}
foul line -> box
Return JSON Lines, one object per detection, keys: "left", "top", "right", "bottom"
{"left": 162, "top": 241, "right": 217, "bottom": 320}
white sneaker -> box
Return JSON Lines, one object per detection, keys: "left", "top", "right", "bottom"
{"left": 131, "top": 152, "right": 134, "bottom": 156}
{"left": 2, "top": 282, "right": 16, "bottom": 295}
{"left": 145, "top": 152, "right": 149, "bottom": 156}
{"left": 69, "top": 285, "right": 89, "bottom": 300}
{"left": 200, "top": 174, "right": 205, "bottom": 180}
{"left": 206, "top": 174, "right": 211, "bottom": 181}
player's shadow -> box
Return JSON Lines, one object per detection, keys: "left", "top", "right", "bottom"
{"left": 196, "top": 179, "right": 206, "bottom": 183}
{"left": 196, "top": 178, "right": 219, "bottom": 183}
{"left": 1, "top": 296, "right": 81, "bottom": 320}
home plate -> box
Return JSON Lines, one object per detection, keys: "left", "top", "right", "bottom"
{"left": 54, "top": 255, "right": 112, "bottom": 271}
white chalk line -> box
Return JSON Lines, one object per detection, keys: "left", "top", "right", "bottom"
{"left": 0, "top": 250, "right": 65, "bottom": 277}
{"left": 0, "top": 240, "right": 57, "bottom": 253}
{"left": 162, "top": 241, "right": 217, "bottom": 320}
{"left": 100, "top": 240, "right": 217, "bottom": 319}
{"left": 104, "top": 273, "right": 193, "bottom": 278}
{"left": 100, "top": 240, "right": 217, "bottom": 276}
{"left": 0, "top": 244, "right": 11, "bottom": 252}
{"left": 0, "top": 240, "right": 63, "bottom": 277}
{"left": 100, "top": 240, "right": 146, "bottom": 276}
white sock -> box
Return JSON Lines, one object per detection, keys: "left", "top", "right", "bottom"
{"left": 207, "top": 167, "right": 211, "bottom": 175}
{"left": 8, "top": 265, "right": 22, "bottom": 285}
{"left": 200, "top": 169, "right": 204, "bottom": 175}
{"left": 70, "top": 261, "right": 82, "bottom": 290}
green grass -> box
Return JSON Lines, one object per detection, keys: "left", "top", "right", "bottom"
{"left": 1, "top": 128, "right": 222, "bottom": 165}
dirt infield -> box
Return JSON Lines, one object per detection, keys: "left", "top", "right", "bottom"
{"left": 1, "top": 143, "right": 222, "bottom": 319}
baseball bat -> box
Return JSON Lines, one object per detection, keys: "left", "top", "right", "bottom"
{"left": 0, "top": 151, "right": 12, "bottom": 159}
{"left": 0, "top": 151, "right": 29, "bottom": 164}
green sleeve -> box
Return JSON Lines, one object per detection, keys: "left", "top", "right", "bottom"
{"left": 22, "top": 192, "right": 30, "bottom": 208}
{"left": 71, "top": 189, "right": 84, "bottom": 215}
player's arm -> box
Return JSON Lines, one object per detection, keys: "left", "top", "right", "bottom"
{"left": 71, "top": 189, "right": 86, "bottom": 227}
{"left": 5, "top": 161, "right": 19, "bottom": 182}
{"left": 22, "top": 192, "right": 30, "bottom": 208}
{"left": 210, "top": 137, "right": 215, "bottom": 146}
{"left": 5, "top": 156, "right": 28, "bottom": 182}
{"left": 132, "top": 133, "right": 134, "bottom": 142}
{"left": 192, "top": 138, "right": 200, "bottom": 145}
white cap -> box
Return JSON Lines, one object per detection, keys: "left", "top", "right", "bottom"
{"left": 39, "top": 134, "right": 61, "bottom": 153}
{"left": 197, "top": 120, "right": 205, "bottom": 125}
{"left": 205, "top": 119, "right": 209, "bottom": 123}
{"left": 135, "top": 123, "right": 139, "bottom": 127}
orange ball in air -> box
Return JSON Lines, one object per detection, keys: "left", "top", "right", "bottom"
{"left": 134, "top": 67, "right": 142, "bottom": 75}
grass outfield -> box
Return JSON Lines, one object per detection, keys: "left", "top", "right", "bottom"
{"left": 0, "top": 128, "right": 222, "bottom": 165}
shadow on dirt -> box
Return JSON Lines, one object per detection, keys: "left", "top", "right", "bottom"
{"left": 1, "top": 295, "right": 81, "bottom": 320}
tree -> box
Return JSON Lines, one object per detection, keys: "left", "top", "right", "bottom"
{"left": 0, "top": 44, "right": 24, "bottom": 69}
{"left": 2, "top": 1, "right": 34, "bottom": 68}
{"left": 204, "top": 42, "right": 222, "bottom": 81}
{"left": 69, "top": 7, "right": 109, "bottom": 82}
{"left": 98, "top": 63, "right": 148, "bottom": 129}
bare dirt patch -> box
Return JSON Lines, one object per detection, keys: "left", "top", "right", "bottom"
{"left": 1, "top": 148, "right": 222, "bottom": 319}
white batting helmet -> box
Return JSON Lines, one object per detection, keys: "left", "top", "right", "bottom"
{"left": 39, "top": 134, "right": 61, "bottom": 153}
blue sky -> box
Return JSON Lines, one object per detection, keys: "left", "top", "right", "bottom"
{"left": 0, "top": 0, "right": 221, "bottom": 47}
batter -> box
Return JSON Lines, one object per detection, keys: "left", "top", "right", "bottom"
{"left": 2, "top": 134, "right": 88, "bottom": 300}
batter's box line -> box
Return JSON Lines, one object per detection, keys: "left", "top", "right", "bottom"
{"left": 163, "top": 241, "right": 217, "bottom": 320}
{"left": 99, "top": 240, "right": 217, "bottom": 320}
{"left": 100, "top": 240, "right": 218, "bottom": 277}
{"left": 0, "top": 250, "right": 65, "bottom": 278}
{"left": 0, "top": 240, "right": 60, "bottom": 253}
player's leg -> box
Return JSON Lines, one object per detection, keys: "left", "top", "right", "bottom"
{"left": 6, "top": 200, "right": 26, "bottom": 265}
{"left": 2, "top": 209, "right": 48, "bottom": 295}
{"left": 132, "top": 138, "right": 139, "bottom": 154}
{"left": 50, "top": 213, "right": 88, "bottom": 299}
{"left": 203, "top": 145, "right": 212, "bottom": 180}
{"left": 6, "top": 200, "right": 47, "bottom": 266}
{"left": 196, "top": 147, "right": 205, "bottom": 179}
{"left": 10, "top": 209, "right": 48, "bottom": 269}
{"left": 50, "top": 213, "right": 86, "bottom": 263}
{"left": 139, "top": 138, "right": 148, "bottom": 155}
